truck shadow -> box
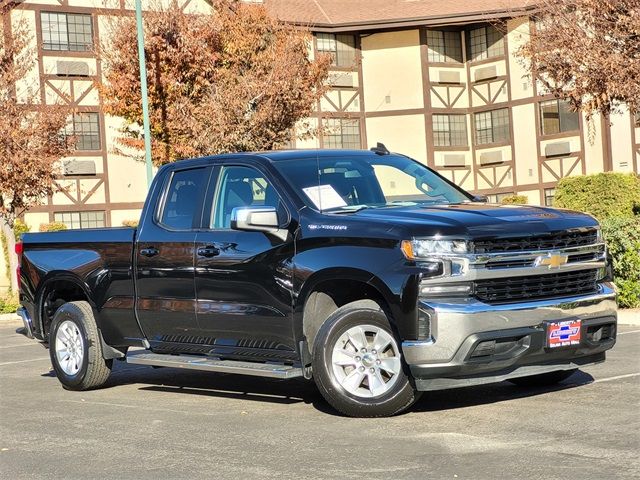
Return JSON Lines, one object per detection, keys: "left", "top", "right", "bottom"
{"left": 412, "top": 370, "right": 595, "bottom": 413}
{"left": 88, "top": 361, "right": 596, "bottom": 416}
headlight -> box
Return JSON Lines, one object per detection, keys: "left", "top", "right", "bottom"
{"left": 401, "top": 238, "right": 468, "bottom": 259}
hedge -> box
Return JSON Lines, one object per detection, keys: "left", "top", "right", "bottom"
{"left": 0, "top": 294, "right": 19, "bottom": 315}
{"left": 39, "top": 222, "right": 68, "bottom": 232}
{"left": 553, "top": 172, "right": 640, "bottom": 220}
{"left": 554, "top": 173, "right": 640, "bottom": 308}
{"left": 500, "top": 194, "right": 528, "bottom": 205}
{"left": 601, "top": 217, "right": 640, "bottom": 308}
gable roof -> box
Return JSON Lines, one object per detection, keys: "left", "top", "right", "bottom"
{"left": 263, "top": 0, "right": 537, "bottom": 31}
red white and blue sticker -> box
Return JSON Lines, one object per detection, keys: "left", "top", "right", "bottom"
{"left": 547, "top": 320, "right": 582, "bottom": 348}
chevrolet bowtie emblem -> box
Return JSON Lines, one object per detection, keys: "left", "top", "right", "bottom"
{"left": 535, "top": 251, "right": 569, "bottom": 269}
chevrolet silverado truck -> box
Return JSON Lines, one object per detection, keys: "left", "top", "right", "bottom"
{"left": 16, "top": 147, "right": 617, "bottom": 417}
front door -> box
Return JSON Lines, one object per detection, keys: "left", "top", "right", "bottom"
{"left": 135, "top": 166, "right": 211, "bottom": 348}
{"left": 194, "top": 164, "right": 296, "bottom": 361}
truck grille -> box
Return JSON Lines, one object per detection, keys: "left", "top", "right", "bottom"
{"left": 473, "top": 229, "right": 599, "bottom": 254}
{"left": 474, "top": 269, "right": 600, "bottom": 304}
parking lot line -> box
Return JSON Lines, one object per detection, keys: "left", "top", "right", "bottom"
{"left": 0, "top": 343, "right": 39, "bottom": 349}
{"left": 0, "top": 357, "right": 49, "bottom": 366}
{"left": 593, "top": 372, "right": 640, "bottom": 384}
{"left": 617, "top": 329, "right": 640, "bottom": 336}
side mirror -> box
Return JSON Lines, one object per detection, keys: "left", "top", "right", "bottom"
{"left": 231, "top": 206, "right": 279, "bottom": 233}
{"left": 472, "top": 194, "right": 488, "bottom": 203}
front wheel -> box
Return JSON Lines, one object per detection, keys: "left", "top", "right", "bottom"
{"left": 312, "top": 302, "right": 421, "bottom": 417}
{"left": 49, "top": 301, "right": 112, "bottom": 390}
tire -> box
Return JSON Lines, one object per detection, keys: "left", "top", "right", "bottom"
{"left": 508, "top": 369, "right": 577, "bottom": 387}
{"left": 312, "top": 302, "right": 421, "bottom": 417}
{"left": 48, "top": 301, "right": 112, "bottom": 390}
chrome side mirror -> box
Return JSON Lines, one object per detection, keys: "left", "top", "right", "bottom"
{"left": 231, "top": 206, "right": 279, "bottom": 233}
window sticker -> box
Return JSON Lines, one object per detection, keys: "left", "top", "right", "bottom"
{"left": 302, "top": 184, "right": 347, "bottom": 210}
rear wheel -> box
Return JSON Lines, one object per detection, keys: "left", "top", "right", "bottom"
{"left": 312, "top": 302, "right": 421, "bottom": 417}
{"left": 508, "top": 369, "right": 577, "bottom": 387}
{"left": 49, "top": 301, "right": 112, "bottom": 390}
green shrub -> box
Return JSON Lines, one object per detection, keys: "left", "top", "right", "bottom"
{"left": 39, "top": 222, "right": 67, "bottom": 232}
{"left": 601, "top": 217, "right": 640, "bottom": 308}
{"left": 553, "top": 172, "right": 640, "bottom": 220}
{"left": 0, "top": 294, "right": 19, "bottom": 315}
{"left": 122, "top": 219, "right": 139, "bottom": 228}
{"left": 13, "top": 219, "right": 30, "bottom": 241}
{"left": 500, "top": 194, "right": 528, "bottom": 205}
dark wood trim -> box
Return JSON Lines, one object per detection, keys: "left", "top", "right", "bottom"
{"left": 419, "top": 28, "right": 435, "bottom": 168}
{"left": 502, "top": 30, "right": 516, "bottom": 193}
{"left": 467, "top": 55, "right": 506, "bottom": 67}
{"left": 630, "top": 112, "right": 639, "bottom": 173}
{"left": 355, "top": 35, "right": 367, "bottom": 149}
{"left": 538, "top": 129, "right": 582, "bottom": 141}
{"left": 28, "top": 201, "right": 145, "bottom": 214}
{"left": 365, "top": 108, "right": 425, "bottom": 118}
{"left": 433, "top": 145, "right": 470, "bottom": 152}
{"left": 474, "top": 140, "right": 511, "bottom": 150}
{"left": 600, "top": 113, "right": 613, "bottom": 172}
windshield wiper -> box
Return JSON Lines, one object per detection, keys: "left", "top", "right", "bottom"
{"left": 325, "top": 205, "right": 371, "bottom": 214}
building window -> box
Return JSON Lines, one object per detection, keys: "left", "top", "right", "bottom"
{"left": 323, "top": 118, "right": 361, "bottom": 149}
{"left": 67, "top": 113, "right": 101, "bottom": 150}
{"left": 539, "top": 99, "right": 579, "bottom": 135}
{"left": 474, "top": 108, "right": 510, "bottom": 145}
{"left": 468, "top": 25, "right": 504, "bottom": 62}
{"left": 41, "top": 12, "right": 93, "bottom": 52}
{"left": 544, "top": 188, "right": 556, "bottom": 207}
{"left": 486, "top": 192, "right": 514, "bottom": 203}
{"left": 317, "top": 33, "right": 357, "bottom": 68}
{"left": 433, "top": 114, "right": 468, "bottom": 147}
{"left": 426, "top": 30, "right": 462, "bottom": 63}
{"left": 54, "top": 211, "right": 105, "bottom": 229}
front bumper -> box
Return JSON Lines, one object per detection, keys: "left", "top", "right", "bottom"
{"left": 401, "top": 283, "right": 617, "bottom": 391}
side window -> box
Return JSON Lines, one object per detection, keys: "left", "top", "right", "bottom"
{"left": 211, "top": 166, "right": 285, "bottom": 229}
{"left": 159, "top": 168, "right": 207, "bottom": 230}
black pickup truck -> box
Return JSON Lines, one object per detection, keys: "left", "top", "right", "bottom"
{"left": 16, "top": 148, "right": 617, "bottom": 417}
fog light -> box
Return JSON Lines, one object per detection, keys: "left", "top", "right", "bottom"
{"left": 471, "top": 340, "right": 496, "bottom": 358}
{"left": 420, "top": 283, "right": 473, "bottom": 297}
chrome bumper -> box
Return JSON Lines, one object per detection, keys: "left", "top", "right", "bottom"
{"left": 17, "top": 307, "right": 34, "bottom": 339}
{"left": 402, "top": 283, "right": 617, "bottom": 366}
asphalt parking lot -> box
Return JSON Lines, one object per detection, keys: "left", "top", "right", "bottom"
{"left": 1, "top": 318, "right": 638, "bottom": 480}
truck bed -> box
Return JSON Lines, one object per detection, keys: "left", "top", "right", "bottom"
{"left": 19, "top": 227, "right": 143, "bottom": 347}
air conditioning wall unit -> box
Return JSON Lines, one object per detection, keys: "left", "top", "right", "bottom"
{"left": 56, "top": 61, "right": 90, "bottom": 77}
{"left": 64, "top": 160, "right": 96, "bottom": 176}
{"left": 479, "top": 150, "right": 504, "bottom": 165}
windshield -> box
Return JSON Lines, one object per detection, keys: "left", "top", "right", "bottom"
{"left": 273, "top": 154, "right": 472, "bottom": 212}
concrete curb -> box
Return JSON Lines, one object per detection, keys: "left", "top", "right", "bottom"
{"left": 0, "top": 313, "right": 20, "bottom": 323}
{"left": 618, "top": 309, "right": 640, "bottom": 326}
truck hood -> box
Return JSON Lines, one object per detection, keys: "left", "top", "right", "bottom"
{"left": 329, "top": 203, "right": 599, "bottom": 239}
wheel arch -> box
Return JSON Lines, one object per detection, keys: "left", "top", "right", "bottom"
{"left": 35, "top": 272, "right": 96, "bottom": 338}
{"left": 297, "top": 268, "right": 399, "bottom": 351}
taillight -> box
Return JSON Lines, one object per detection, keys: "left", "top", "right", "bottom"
{"left": 15, "top": 242, "right": 22, "bottom": 291}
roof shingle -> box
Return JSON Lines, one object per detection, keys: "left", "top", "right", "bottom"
{"left": 264, "top": 0, "right": 536, "bottom": 30}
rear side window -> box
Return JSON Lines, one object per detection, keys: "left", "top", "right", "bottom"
{"left": 159, "top": 168, "right": 207, "bottom": 230}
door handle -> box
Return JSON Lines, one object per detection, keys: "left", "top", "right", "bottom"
{"left": 197, "top": 246, "right": 220, "bottom": 258}
{"left": 140, "top": 247, "right": 159, "bottom": 257}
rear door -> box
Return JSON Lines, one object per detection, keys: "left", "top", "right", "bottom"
{"left": 193, "top": 162, "right": 297, "bottom": 361}
{"left": 135, "top": 166, "right": 211, "bottom": 347}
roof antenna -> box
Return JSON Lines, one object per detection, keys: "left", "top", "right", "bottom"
{"left": 370, "top": 142, "right": 390, "bottom": 155}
